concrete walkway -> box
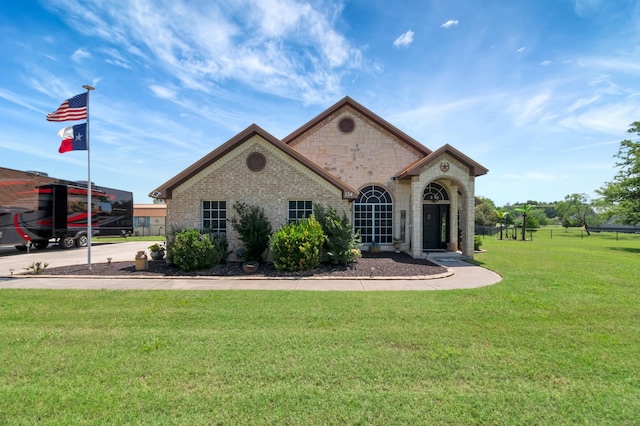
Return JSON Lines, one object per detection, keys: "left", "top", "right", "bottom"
{"left": 0, "top": 241, "right": 502, "bottom": 291}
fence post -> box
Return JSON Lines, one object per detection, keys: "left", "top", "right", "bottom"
{"left": 550, "top": 229, "right": 553, "bottom": 239}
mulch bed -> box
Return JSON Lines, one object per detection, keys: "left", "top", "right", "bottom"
{"left": 43, "top": 252, "right": 447, "bottom": 278}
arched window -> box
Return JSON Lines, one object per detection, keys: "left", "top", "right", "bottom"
{"left": 423, "top": 182, "right": 449, "bottom": 202}
{"left": 354, "top": 185, "right": 393, "bottom": 244}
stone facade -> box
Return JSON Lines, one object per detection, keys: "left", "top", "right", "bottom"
{"left": 287, "top": 106, "right": 424, "bottom": 190}
{"left": 409, "top": 153, "right": 475, "bottom": 258}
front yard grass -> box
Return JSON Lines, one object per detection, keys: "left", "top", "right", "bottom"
{"left": 1, "top": 228, "right": 638, "bottom": 424}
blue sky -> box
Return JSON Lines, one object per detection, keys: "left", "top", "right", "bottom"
{"left": 1, "top": 0, "right": 639, "bottom": 207}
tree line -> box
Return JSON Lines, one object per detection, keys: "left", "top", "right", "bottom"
{"left": 476, "top": 122, "right": 640, "bottom": 236}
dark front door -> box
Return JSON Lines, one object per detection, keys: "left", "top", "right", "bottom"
{"left": 423, "top": 204, "right": 449, "bottom": 250}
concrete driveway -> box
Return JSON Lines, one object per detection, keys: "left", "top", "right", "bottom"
{"left": 0, "top": 240, "right": 155, "bottom": 277}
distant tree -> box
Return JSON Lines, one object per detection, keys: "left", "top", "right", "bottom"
{"left": 540, "top": 204, "right": 558, "bottom": 220}
{"left": 557, "top": 193, "right": 596, "bottom": 235}
{"left": 528, "top": 208, "right": 549, "bottom": 227}
{"left": 597, "top": 121, "right": 640, "bottom": 225}
{"left": 475, "top": 202, "right": 497, "bottom": 227}
{"left": 478, "top": 196, "right": 497, "bottom": 210}
{"left": 514, "top": 203, "right": 534, "bottom": 240}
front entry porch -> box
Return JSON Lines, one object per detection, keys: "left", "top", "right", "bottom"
{"left": 422, "top": 203, "right": 449, "bottom": 250}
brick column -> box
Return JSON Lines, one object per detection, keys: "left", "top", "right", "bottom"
{"left": 449, "top": 184, "right": 458, "bottom": 251}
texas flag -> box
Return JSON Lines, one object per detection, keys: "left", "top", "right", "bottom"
{"left": 57, "top": 123, "right": 87, "bottom": 153}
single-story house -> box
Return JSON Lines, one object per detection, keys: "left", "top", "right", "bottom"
{"left": 151, "top": 97, "right": 488, "bottom": 259}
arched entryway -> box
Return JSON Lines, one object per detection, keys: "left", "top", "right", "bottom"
{"left": 422, "top": 182, "right": 450, "bottom": 250}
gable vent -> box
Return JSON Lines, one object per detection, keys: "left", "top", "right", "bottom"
{"left": 247, "top": 152, "right": 266, "bottom": 172}
{"left": 338, "top": 117, "right": 355, "bottom": 134}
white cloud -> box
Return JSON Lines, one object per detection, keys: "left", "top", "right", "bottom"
{"left": 100, "top": 48, "right": 132, "bottom": 69}
{"left": 149, "top": 85, "right": 177, "bottom": 100}
{"left": 441, "top": 19, "right": 459, "bottom": 29}
{"left": 517, "top": 46, "right": 525, "bottom": 53}
{"left": 506, "top": 92, "right": 552, "bottom": 126}
{"left": 71, "top": 48, "right": 91, "bottom": 62}
{"left": 558, "top": 98, "right": 640, "bottom": 134}
{"left": 393, "top": 30, "right": 414, "bottom": 48}
{"left": 561, "top": 139, "right": 620, "bottom": 153}
{"left": 45, "top": 0, "right": 367, "bottom": 105}
{"left": 574, "top": 0, "right": 602, "bottom": 17}
{"left": 539, "top": 60, "right": 552, "bottom": 66}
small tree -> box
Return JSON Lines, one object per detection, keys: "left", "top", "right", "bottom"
{"left": 313, "top": 204, "right": 361, "bottom": 264}
{"left": 231, "top": 202, "right": 272, "bottom": 262}
{"left": 514, "top": 203, "right": 534, "bottom": 241}
{"left": 495, "top": 210, "right": 509, "bottom": 240}
{"left": 557, "top": 193, "right": 595, "bottom": 235}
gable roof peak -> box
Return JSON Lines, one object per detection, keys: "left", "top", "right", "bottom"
{"left": 395, "top": 143, "right": 489, "bottom": 179}
{"left": 150, "top": 121, "right": 358, "bottom": 200}
{"left": 283, "top": 96, "right": 432, "bottom": 156}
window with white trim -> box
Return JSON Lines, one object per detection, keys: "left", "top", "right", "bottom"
{"left": 202, "top": 201, "right": 227, "bottom": 234}
{"left": 353, "top": 185, "right": 393, "bottom": 244}
{"left": 288, "top": 200, "right": 313, "bottom": 223}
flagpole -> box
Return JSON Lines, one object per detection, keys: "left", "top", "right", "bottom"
{"left": 82, "top": 85, "right": 95, "bottom": 269}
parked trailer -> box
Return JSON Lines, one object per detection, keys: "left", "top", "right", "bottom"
{"left": 0, "top": 166, "right": 133, "bottom": 251}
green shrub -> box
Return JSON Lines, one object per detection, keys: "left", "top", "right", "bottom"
{"left": 313, "top": 205, "right": 361, "bottom": 264}
{"left": 271, "top": 216, "right": 325, "bottom": 272}
{"left": 231, "top": 202, "right": 272, "bottom": 262}
{"left": 171, "top": 229, "right": 221, "bottom": 272}
{"left": 474, "top": 235, "right": 483, "bottom": 251}
{"left": 165, "top": 224, "right": 185, "bottom": 265}
{"left": 203, "top": 230, "right": 231, "bottom": 264}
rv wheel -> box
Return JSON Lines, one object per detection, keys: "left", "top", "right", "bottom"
{"left": 60, "top": 237, "right": 76, "bottom": 249}
{"left": 33, "top": 240, "right": 49, "bottom": 249}
{"left": 75, "top": 235, "right": 88, "bottom": 247}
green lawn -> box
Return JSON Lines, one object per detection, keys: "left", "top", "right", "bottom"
{"left": 1, "top": 228, "right": 638, "bottom": 424}
{"left": 94, "top": 235, "right": 165, "bottom": 243}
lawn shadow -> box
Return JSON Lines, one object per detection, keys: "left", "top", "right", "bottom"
{"left": 608, "top": 247, "right": 640, "bottom": 254}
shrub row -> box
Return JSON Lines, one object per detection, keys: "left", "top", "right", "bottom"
{"left": 166, "top": 204, "right": 361, "bottom": 273}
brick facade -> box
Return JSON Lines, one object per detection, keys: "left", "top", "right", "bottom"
{"left": 167, "top": 135, "right": 349, "bottom": 256}
{"left": 154, "top": 97, "right": 487, "bottom": 260}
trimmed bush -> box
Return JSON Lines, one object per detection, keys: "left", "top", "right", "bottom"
{"left": 271, "top": 216, "right": 325, "bottom": 272}
{"left": 171, "top": 229, "right": 221, "bottom": 272}
{"left": 231, "top": 202, "right": 272, "bottom": 262}
{"left": 313, "top": 205, "right": 361, "bottom": 264}
{"left": 474, "top": 235, "right": 483, "bottom": 251}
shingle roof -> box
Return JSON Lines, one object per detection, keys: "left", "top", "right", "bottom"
{"left": 395, "top": 144, "right": 489, "bottom": 179}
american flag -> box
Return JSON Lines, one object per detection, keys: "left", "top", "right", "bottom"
{"left": 46, "top": 92, "right": 87, "bottom": 122}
